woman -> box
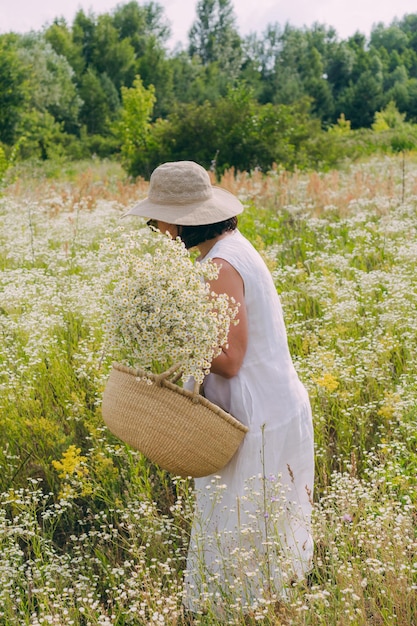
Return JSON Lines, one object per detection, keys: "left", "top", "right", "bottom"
{"left": 126, "top": 161, "right": 314, "bottom": 618}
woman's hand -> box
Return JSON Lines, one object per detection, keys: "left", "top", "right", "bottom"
{"left": 209, "top": 258, "right": 248, "bottom": 378}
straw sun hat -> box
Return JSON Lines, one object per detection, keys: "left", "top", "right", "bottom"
{"left": 125, "top": 160, "right": 244, "bottom": 225}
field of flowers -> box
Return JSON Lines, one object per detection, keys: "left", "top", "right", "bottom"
{"left": 0, "top": 156, "right": 416, "bottom": 625}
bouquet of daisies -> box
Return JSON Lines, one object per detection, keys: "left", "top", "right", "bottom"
{"left": 101, "top": 227, "right": 239, "bottom": 385}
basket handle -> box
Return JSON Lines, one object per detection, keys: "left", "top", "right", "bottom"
{"left": 153, "top": 362, "right": 182, "bottom": 385}
{"left": 154, "top": 362, "right": 201, "bottom": 396}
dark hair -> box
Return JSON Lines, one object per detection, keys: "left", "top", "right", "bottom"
{"left": 179, "top": 217, "right": 238, "bottom": 249}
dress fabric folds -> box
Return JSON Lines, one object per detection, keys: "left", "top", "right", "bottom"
{"left": 183, "top": 230, "right": 314, "bottom": 616}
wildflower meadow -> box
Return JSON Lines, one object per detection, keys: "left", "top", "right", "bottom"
{"left": 0, "top": 157, "right": 416, "bottom": 625}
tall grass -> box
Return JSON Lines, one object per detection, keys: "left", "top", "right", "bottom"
{"left": 0, "top": 156, "right": 416, "bottom": 624}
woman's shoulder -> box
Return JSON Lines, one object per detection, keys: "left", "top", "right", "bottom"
{"left": 211, "top": 229, "right": 252, "bottom": 256}
{"left": 211, "top": 230, "right": 268, "bottom": 279}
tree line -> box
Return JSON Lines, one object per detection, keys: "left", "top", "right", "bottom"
{"left": 1, "top": 0, "right": 417, "bottom": 177}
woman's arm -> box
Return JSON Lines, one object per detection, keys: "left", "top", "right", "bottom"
{"left": 209, "top": 258, "right": 248, "bottom": 379}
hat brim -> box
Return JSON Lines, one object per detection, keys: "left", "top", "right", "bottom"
{"left": 123, "top": 186, "right": 243, "bottom": 225}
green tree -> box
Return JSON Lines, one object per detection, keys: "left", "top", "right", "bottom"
{"left": 257, "top": 24, "right": 305, "bottom": 105}
{"left": 0, "top": 144, "right": 9, "bottom": 183}
{"left": 135, "top": 37, "right": 174, "bottom": 117}
{"left": 44, "top": 18, "right": 85, "bottom": 77}
{"left": 188, "top": 0, "right": 242, "bottom": 76}
{"left": 44, "top": 2, "right": 173, "bottom": 141}
{"left": 372, "top": 100, "right": 406, "bottom": 131}
{"left": 167, "top": 51, "right": 206, "bottom": 103}
{"left": 111, "top": 1, "right": 170, "bottom": 55}
{"left": 398, "top": 13, "right": 417, "bottom": 64}
{"left": 72, "top": 9, "right": 96, "bottom": 69}
{"left": 133, "top": 89, "right": 324, "bottom": 175}
{"left": 91, "top": 15, "right": 136, "bottom": 90}
{"left": 78, "top": 68, "right": 111, "bottom": 135}
{"left": 370, "top": 23, "right": 408, "bottom": 55}
{"left": 111, "top": 1, "right": 174, "bottom": 117}
{"left": 17, "top": 34, "right": 82, "bottom": 134}
{"left": 403, "top": 78, "right": 417, "bottom": 121}
{"left": 338, "top": 72, "right": 383, "bottom": 128}
{"left": 0, "top": 35, "right": 28, "bottom": 145}
{"left": 326, "top": 42, "right": 355, "bottom": 102}
{"left": 251, "top": 24, "right": 335, "bottom": 122}
{"left": 14, "top": 110, "right": 68, "bottom": 160}
{"left": 116, "top": 75, "right": 156, "bottom": 176}
{"left": 337, "top": 48, "right": 384, "bottom": 128}
{"left": 383, "top": 65, "right": 409, "bottom": 112}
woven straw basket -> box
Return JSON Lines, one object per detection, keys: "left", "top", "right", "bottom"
{"left": 101, "top": 362, "right": 248, "bottom": 478}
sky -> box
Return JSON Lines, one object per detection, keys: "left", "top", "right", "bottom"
{"left": 1, "top": 0, "right": 417, "bottom": 48}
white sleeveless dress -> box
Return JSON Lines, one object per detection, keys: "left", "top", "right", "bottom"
{"left": 183, "top": 230, "right": 314, "bottom": 616}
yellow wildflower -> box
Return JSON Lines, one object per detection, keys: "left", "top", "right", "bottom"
{"left": 52, "top": 445, "right": 89, "bottom": 479}
{"left": 377, "top": 392, "right": 401, "bottom": 421}
{"left": 314, "top": 372, "right": 339, "bottom": 392}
